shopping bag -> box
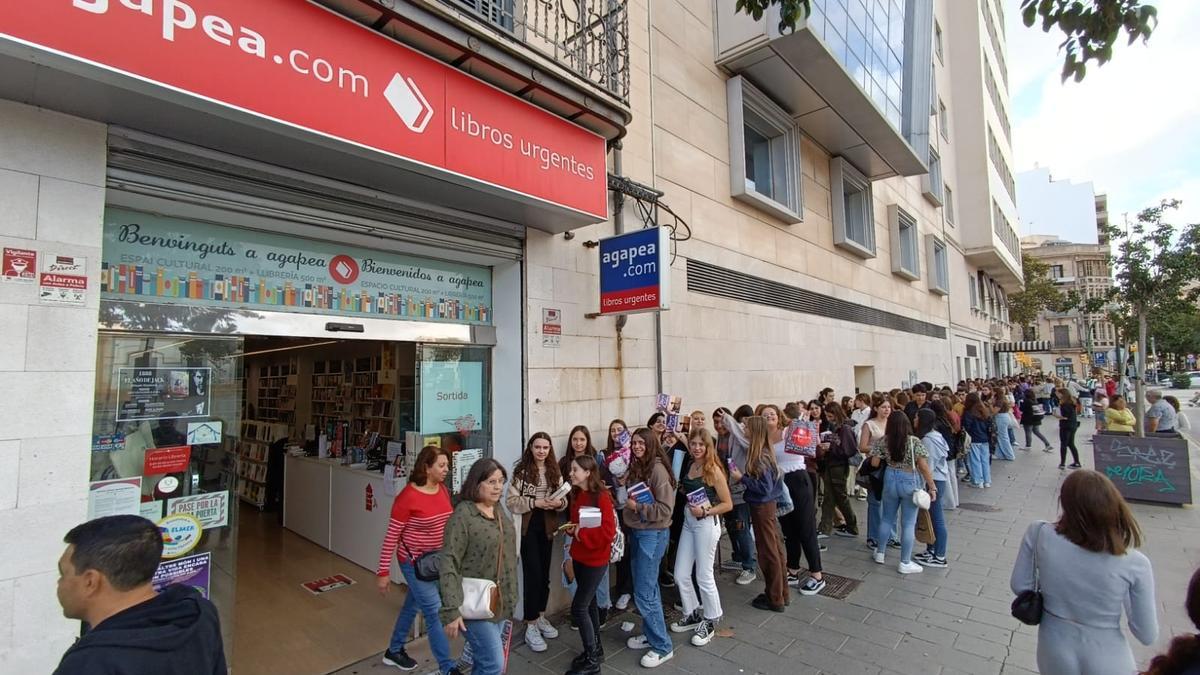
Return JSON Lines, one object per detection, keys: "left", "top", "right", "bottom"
{"left": 915, "top": 508, "right": 936, "bottom": 545}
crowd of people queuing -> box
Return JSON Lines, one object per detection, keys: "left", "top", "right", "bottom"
{"left": 372, "top": 373, "right": 1195, "bottom": 675}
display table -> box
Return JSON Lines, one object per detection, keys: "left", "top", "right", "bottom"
{"left": 283, "top": 455, "right": 404, "bottom": 579}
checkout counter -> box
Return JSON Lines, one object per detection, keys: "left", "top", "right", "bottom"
{"left": 283, "top": 454, "right": 403, "bottom": 581}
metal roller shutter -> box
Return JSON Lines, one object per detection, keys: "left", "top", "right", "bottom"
{"left": 105, "top": 128, "right": 525, "bottom": 261}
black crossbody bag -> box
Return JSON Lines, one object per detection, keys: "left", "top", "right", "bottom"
{"left": 1011, "top": 523, "right": 1045, "bottom": 625}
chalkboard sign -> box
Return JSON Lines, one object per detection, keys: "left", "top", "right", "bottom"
{"left": 1092, "top": 432, "right": 1192, "bottom": 505}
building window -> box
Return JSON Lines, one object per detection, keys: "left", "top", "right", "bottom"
{"left": 922, "top": 146, "right": 943, "bottom": 205}
{"left": 938, "top": 100, "right": 949, "bottom": 140}
{"left": 889, "top": 205, "right": 920, "bottom": 280}
{"left": 726, "top": 76, "right": 802, "bottom": 224}
{"left": 1053, "top": 325, "right": 1071, "bottom": 349}
{"left": 944, "top": 184, "right": 955, "bottom": 225}
{"left": 1050, "top": 264, "right": 1064, "bottom": 279}
{"left": 934, "top": 20, "right": 944, "bottom": 64}
{"left": 927, "top": 235, "right": 949, "bottom": 295}
{"left": 831, "top": 156, "right": 875, "bottom": 258}
{"left": 968, "top": 275, "right": 979, "bottom": 309}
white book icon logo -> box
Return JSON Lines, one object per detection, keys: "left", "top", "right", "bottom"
{"left": 383, "top": 73, "right": 433, "bottom": 133}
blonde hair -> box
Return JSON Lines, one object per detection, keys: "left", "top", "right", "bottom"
{"left": 743, "top": 416, "right": 778, "bottom": 478}
{"left": 687, "top": 428, "right": 723, "bottom": 486}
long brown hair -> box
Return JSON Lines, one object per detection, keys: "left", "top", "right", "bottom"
{"left": 759, "top": 403, "right": 790, "bottom": 429}
{"left": 605, "top": 419, "right": 628, "bottom": 456}
{"left": 743, "top": 416, "right": 778, "bottom": 478}
{"left": 687, "top": 428, "right": 723, "bottom": 487}
{"left": 884, "top": 411, "right": 914, "bottom": 464}
{"left": 513, "top": 432, "right": 561, "bottom": 490}
{"left": 628, "top": 427, "right": 675, "bottom": 488}
{"left": 568, "top": 455, "right": 605, "bottom": 496}
{"left": 409, "top": 444, "right": 452, "bottom": 487}
{"left": 1142, "top": 567, "right": 1200, "bottom": 675}
{"left": 562, "top": 425, "right": 597, "bottom": 477}
{"left": 1056, "top": 470, "right": 1142, "bottom": 555}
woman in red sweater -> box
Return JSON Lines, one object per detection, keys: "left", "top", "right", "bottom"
{"left": 375, "top": 445, "right": 455, "bottom": 673}
{"left": 562, "top": 455, "right": 617, "bottom": 675}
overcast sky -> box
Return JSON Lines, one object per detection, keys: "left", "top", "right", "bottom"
{"left": 1007, "top": 0, "right": 1198, "bottom": 237}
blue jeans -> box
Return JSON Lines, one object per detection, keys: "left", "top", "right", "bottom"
{"left": 967, "top": 442, "right": 991, "bottom": 485}
{"left": 725, "top": 502, "right": 757, "bottom": 571}
{"left": 866, "top": 485, "right": 893, "bottom": 544}
{"left": 877, "top": 468, "right": 921, "bottom": 564}
{"left": 925, "top": 480, "right": 948, "bottom": 558}
{"left": 630, "top": 528, "right": 672, "bottom": 655}
{"left": 389, "top": 562, "right": 455, "bottom": 673}
{"left": 463, "top": 619, "right": 505, "bottom": 675}
{"left": 994, "top": 413, "right": 1016, "bottom": 460}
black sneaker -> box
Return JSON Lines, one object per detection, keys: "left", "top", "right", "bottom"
{"left": 382, "top": 648, "right": 417, "bottom": 671}
{"left": 1069, "top": 462, "right": 1082, "bottom": 468}
{"left": 833, "top": 525, "right": 858, "bottom": 538}
{"left": 888, "top": 539, "right": 901, "bottom": 549}
{"left": 670, "top": 609, "right": 704, "bottom": 633}
{"left": 659, "top": 571, "right": 676, "bottom": 588}
{"left": 921, "top": 555, "right": 949, "bottom": 568}
{"left": 751, "top": 596, "right": 785, "bottom": 613}
{"left": 786, "top": 572, "right": 800, "bottom": 587}
{"left": 798, "top": 576, "right": 826, "bottom": 596}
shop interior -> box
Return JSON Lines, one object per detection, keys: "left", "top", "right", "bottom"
{"left": 91, "top": 333, "right": 489, "bottom": 675}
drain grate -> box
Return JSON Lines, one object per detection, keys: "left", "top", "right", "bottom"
{"left": 957, "top": 502, "right": 1001, "bottom": 512}
{"left": 796, "top": 570, "right": 861, "bottom": 600}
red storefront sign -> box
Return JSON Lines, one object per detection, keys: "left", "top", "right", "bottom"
{"left": 0, "top": 0, "right": 607, "bottom": 219}
{"left": 144, "top": 445, "right": 192, "bottom": 474}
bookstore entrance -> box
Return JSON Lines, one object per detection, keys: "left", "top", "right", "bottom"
{"left": 87, "top": 189, "right": 522, "bottom": 672}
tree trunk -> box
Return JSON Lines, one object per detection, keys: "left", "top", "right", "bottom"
{"left": 1134, "top": 310, "right": 1147, "bottom": 438}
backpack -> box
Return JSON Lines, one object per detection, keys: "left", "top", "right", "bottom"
{"left": 950, "top": 428, "right": 968, "bottom": 461}
{"left": 609, "top": 519, "right": 626, "bottom": 563}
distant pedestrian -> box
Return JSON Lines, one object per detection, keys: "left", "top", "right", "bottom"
{"left": 1010, "top": 470, "right": 1157, "bottom": 675}
{"left": 993, "top": 398, "right": 1017, "bottom": 461}
{"left": 714, "top": 408, "right": 757, "bottom": 586}
{"left": 562, "top": 455, "right": 617, "bottom": 675}
{"left": 622, "top": 427, "right": 677, "bottom": 668}
{"left": 53, "top": 516, "right": 227, "bottom": 675}
{"left": 1141, "top": 566, "right": 1200, "bottom": 675}
{"left": 727, "top": 415, "right": 788, "bottom": 613}
{"left": 1020, "top": 389, "right": 1053, "bottom": 452}
{"left": 817, "top": 403, "right": 859, "bottom": 539}
{"left": 1054, "top": 389, "right": 1082, "bottom": 469}
{"left": 1093, "top": 392, "right": 1109, "bottom": 431}
{"left": 1163, "top": 396, "right": 1190, "bottom": 433}
{"left": 913, "top": 409, "right": 950, "bottom": 568}
{"left": 961, "top": 393, "right": 992, "bottom": 488}
{"left": 868, "top": 413, "right": 936, "bottom": 574}
{"left": 858, "top": 396, "right": 893, "bottom": 550}
{"left": 1105, "top": 395, "right": 1136, "bottom": 433}
{"left": 1146, "top": 390, "right": 1178, "bottom": 434}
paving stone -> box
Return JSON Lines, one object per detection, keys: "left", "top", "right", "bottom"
{"left": 719, "top": 641, "right": 822, "bottom": 675}
{"left": 781, "top": 639, "right": 881, "bottom": 675}
{"left": 915, "top": 608, "right": 1013, "bottom": 645}
{"left": 954, "top": 632, "right": 1011, "bottom": 660}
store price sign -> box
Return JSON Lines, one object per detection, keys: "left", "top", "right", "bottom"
{"left": 144, "top": 445, "right": 192, "bottom": 475}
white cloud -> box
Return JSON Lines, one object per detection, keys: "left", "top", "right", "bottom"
{"left": 1008, "top": 0, "right": 1200, "bottom": 225}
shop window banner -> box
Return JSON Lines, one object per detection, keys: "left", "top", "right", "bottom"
{"left": 101, "top": 208, "right": 492, "bottom": 325}
{"left": 152, "top": 552, "right": 212, "bottom": 599}
{"left": 420, "top": 361, "right": 483, "bottom": 434}
{"left": 115, "top": 366, "right": 212, "bottom": 422}
{"left": 167, "top": 491, "right": 230, "bottom": 530}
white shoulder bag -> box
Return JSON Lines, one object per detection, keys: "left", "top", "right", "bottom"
{"left": 910, "top": 438, "right": 931, "bottom": 510}
{"left": 459, "top": 510, "right": 504, "bottom": 620}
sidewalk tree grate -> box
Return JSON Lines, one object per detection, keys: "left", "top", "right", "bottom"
{"left": 957, "top": 502, "right": 1001, "bottom": 512}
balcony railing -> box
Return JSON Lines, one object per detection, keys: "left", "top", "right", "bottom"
{"left": 445, "top": 0, "right": 630, "bottom": 103}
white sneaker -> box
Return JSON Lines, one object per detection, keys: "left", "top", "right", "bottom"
{"left": 535, "top": 616, "right": 558, "bottom": 639}
{"left": 626, "top": 634, "right": 650, "bottom": 650}
{"left": 640, "top": 650, "right": 674, "bottom": 668}
{"left": 736, "top": 569, "right": 757, "bottom": 585}
{"left": 898, "top": 561, "right": 924, "bottom": 574}
{"left": 873, "top": 551, "right": 885, "bottom": 565}
{"left": 615, "top": 593, "right": 632, "bottom": 610}
{"left": 525, "top": 622, "right": 547, "bottom": 652}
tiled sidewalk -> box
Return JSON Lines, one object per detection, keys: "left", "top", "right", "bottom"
{"left": 338, "top": 416, "right": 1200, "bottom": 675}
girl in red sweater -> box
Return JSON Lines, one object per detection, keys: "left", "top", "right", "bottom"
{"left": 563, "top": 455, "right": 617, "bottom": 675}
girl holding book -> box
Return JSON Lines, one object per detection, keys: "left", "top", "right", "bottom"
{"left": 505, "top": 432, "right": 568, "bottom": 653}
{"left": 562, "top": 455, "right": 617, "bottom": 675}
{"left": 559, "top": 425, "right": 615, "bottom": 628}
{"left": 727, "top": 416, "right": 788, "bottom": 612}
{"left": 669, "top": 428, "right": 733, "bottom": 646}
{"left": 622, "top": 428, "right": 677, "bottom": 669}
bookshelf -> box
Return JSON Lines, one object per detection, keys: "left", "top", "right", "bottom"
{"left": 236, "top": 420, "right": 288, "bottom": 508}
{"left": 255, "top": 359, "right": 297, "bottom": 437}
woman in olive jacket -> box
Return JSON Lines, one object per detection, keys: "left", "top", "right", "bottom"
{"left": 440, "top": 458, "right": 519, "bottom": 675}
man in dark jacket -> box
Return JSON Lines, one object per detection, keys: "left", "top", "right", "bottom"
{"left": 53, "top": 515, "right": 226, "bottom": 675}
